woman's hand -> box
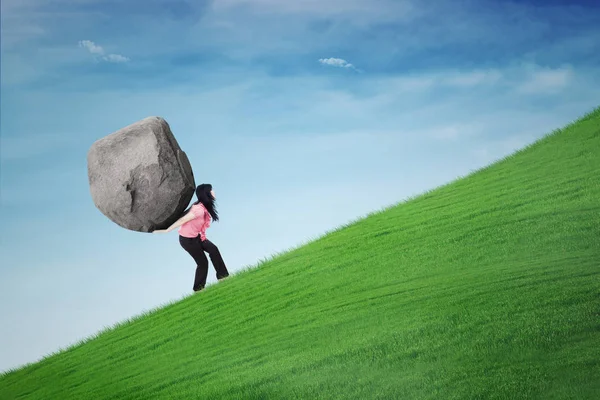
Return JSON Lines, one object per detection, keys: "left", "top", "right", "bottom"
{"left": 153, "top": 229, "right": 168, "bottom": 234}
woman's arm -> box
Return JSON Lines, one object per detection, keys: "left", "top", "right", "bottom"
{"left": 153, "top": 212, "right": 196, "bottom": 233}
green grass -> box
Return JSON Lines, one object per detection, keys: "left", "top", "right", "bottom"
{"left": 2, "top": 107, "right": 600, "bottom": 399}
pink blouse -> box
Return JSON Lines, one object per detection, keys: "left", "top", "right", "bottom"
{"left": 178, "top": 203, "right": 211, "bottom": 240}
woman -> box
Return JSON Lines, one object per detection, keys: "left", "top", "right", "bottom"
{"left": 153, "top": 184, "right": 230, "bottom": 292}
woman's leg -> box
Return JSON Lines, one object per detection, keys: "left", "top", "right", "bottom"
{"left": 179, "top": 236, "right": 209, "bottom": 291}
{"left": 200, "top": 239, "right": 230, "bottom": 280}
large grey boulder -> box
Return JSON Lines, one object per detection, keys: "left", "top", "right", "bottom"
{"left": 87, "top": 116, "right": 195, "bottom": 232}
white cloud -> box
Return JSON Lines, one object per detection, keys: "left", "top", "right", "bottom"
{"left": 78, "top": 40, "right": 104, "bottom": 55}
{"left": 318, "top": 57, "right": 358, "bottom": 71}
{"left": 102, "top": 54, "right": 130, "bottom": 63}
{"left": 78, "top": 40, "right": 130, "bottom": 63}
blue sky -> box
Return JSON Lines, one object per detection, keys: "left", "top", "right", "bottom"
{"left": 1, "top": 0, "right": 599, "bottom": 373}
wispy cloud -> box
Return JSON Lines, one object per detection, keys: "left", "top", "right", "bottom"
{"left": 214, "top": 0, "right": 416, "bottom": 22}
{"left": 319, "top": 57, "right": 353, "bottom": 68}
{"left": 443, "top": 70, "right": 503, "bottom": 87}
{"left": 78, "top": 40, "right": 130, "bottom": 63}
{"left": 383, "top": 69, "right": 503, "bottom": 90}
{"left": 79, "top": 40, "right": 104, "bottom": 55}
{"left": 318, "top": 57, "right": 361, "bottom": 72}
{"left": 517, "top": 65, "right": 574, "bottom": 94}
{"left": 103, "top": 54, "right": 130, "bottom": 63}
{"left": 373, "top": 65, "right": 578, "bottom": 97}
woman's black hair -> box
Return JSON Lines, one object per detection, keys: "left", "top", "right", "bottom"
{"left": 184, "top": 183, "right": 219, "bottom": 222}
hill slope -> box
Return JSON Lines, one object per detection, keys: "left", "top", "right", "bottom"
{"left": 2, "top": 108, "right": 599, "bottom": 399}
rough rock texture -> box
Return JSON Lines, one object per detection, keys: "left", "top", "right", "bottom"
{"left": 87, "top": 116, "right": 195, "bottom": 232}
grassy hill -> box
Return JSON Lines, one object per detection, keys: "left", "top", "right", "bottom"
{"left": 1, "top": 107, "right": 599, "bottom": 399}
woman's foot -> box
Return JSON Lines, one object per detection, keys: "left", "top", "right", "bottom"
{"left": 218, "top": 276, "right": 229, "bottom": 282}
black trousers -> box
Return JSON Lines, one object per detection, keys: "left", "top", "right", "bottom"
{"left": 179, "top": 235, "right": 230, "bottom": 291}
